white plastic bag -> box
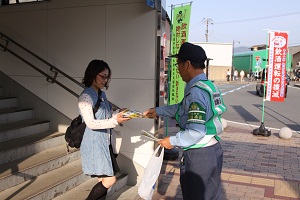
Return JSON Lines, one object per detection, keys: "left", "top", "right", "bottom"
{"left": 138, "top": 146, "right": 164, "bottom": 200}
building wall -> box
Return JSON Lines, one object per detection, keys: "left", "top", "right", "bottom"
{"left": 193, "top": 42, "right": 233, "bottom": 81}
{"left": 207, "top": 65, "right": 231, "bottom": 81}
{"left": 233, "top": 52, "right": 252, "bottom": 74}
{"left": 0, "top": 0, "right": 160, "bottom": 185}
{"left": 291, "top": 51, "right": 300, "bottom": 78}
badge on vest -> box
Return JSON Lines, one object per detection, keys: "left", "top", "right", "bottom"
{"left": 212, "top": 92, "right": 222, "bottom": 106}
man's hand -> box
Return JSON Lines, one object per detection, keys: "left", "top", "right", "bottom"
{"left": 143, "top": 108, "right": 157, "bottom": 118}
{"left": 158, "top": 136, "right": 174, "bottom": 149}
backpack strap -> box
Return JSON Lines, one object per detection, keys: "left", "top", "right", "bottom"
{"left": 66, "top": 90, "right": 103, "bottom": 153}
{"left": 92, "top": 90, "right": 102, "bottom": 115}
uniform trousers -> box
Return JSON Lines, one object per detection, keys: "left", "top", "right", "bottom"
{"left": 180, "top": 142, "right": 223, "bottom": 200}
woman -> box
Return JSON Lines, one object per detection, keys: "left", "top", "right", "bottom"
{"left": 240, "top": 70, "right": 245, "bottom": 82}
{"left": 78, "top": 59, "right": 130, "bottom": 200}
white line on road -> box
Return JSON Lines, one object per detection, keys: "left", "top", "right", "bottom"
{"left": 222, "top": 84, "right": 250, "bottom": 96}
{"left": 289, "top": 85, "right": 300, "bottom": 90}
{"left": 226, "top": 120, "right": 300, "bottom": 133}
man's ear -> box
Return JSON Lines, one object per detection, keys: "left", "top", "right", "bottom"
{"left": 186, "top": 60, "right": 192, "bottom": 70}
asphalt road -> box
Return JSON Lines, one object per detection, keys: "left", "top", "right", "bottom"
{"left": 217, "top": 81, "right": 300, "bottom": 133}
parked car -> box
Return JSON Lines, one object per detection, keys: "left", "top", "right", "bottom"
{"left": 286, "top": 73, "right": 291, "bottom": 85}
{"left": 255, "top": 69, "right": 288, "bottom": 98}
{"left": 294, "top": 67, "right": 300, "bottom": 80}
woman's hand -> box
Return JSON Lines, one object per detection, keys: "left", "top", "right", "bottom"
{"left": 143, "top": 108, "right": 157, "bottom": 118}
{"left": 116, "top": 112, "right": 131, "bottom": 124}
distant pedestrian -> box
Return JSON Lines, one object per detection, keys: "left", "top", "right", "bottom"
{"left": 226, "top": 69, "right": 230, "bottom": 81}
{"left": 240, "top": 70, "right": 245, "bottom": 82}
{"left": 234, "top": 69, "right": 238, "bottom": 81}
{"left": 249, "top": 70, "right": 255, "bottom": 82}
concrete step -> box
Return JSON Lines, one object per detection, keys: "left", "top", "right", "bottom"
{"left": 0, "top": 159, "right": 90, "bottom": 200}
{"left": 0, "top": 119, "right": 50, "bottom": 142}
{"left": 0, "top": 144, "right": 80, "bottom": 191}
{"left": 0, "top": 97, "right": 18, "bottom": 109}
{"left": 0, "top": 84, "right": 129, "bottom": 200}
{"left": 0, "top": 107, "right": 33, "bottom": 124}
{"left": 0, "top": 131, "right": 64, "bottom": 165}
{"left": 53, "top": 172, "right": 129, "bottom": 200}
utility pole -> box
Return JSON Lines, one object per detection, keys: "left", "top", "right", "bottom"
{"left": 202, "top": 18, "right": 213, "bottom": 42}
{"left": 232, "top": 40, "right": 240, "bottom": 80}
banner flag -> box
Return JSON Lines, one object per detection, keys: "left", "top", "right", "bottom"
{"left": 169, "top": 4, "right": 191, "bottom": 105}
{"left": 266, "top": 31, "right": 289, "bottom": 102}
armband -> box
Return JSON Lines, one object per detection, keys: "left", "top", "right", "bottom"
{"left": 187, "top": 102, "right": 206, "bottom": 124}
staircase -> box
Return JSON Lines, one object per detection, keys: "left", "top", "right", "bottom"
{"left": 0, "top": 84, "right": 128, "bottom": 200}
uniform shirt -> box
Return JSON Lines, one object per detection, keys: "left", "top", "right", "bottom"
{"left": 156, "top": 73, "right": 213, "bottom": 148}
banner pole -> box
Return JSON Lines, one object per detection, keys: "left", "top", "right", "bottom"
{"left": 261, "top": 31, "right": 268, "bottom": 124}
{"left": 165, "top": 4, "right": 175, "bottom": 137}
{"left": 253, "top": 30, "right": 271, "bottom": 136}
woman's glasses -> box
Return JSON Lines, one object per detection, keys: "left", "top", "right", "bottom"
{"left": 97, "top": 74, "right": 109, "bottom": 81}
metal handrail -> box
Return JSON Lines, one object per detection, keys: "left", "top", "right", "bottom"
{"left": 0, "top": 32, "right": 119, "bottom": 109}
{"left": 0, "top": 32, "right": 84, "bottom": 88}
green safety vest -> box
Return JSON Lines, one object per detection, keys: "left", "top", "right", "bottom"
{"left": 176, "top": 80, "right": 227, "bottom": 151}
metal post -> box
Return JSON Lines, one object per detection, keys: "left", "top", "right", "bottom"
{"left": 206, "top": 58, "right": 212, "bottom": 80}
{"left": 163, "top": 3, "right": 179, "bottom": 161}
{"left": 253, "top": 30, "right": 271, "bottom": 137}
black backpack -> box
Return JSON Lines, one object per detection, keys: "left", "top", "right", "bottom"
{"left": 65, "top": 92, "right": 102, "bottom": 152}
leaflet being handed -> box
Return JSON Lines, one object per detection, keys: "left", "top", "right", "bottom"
{"left": 141, "top": 130, "right": 161, "bottom": 142}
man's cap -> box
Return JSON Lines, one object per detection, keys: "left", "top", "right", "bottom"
{"left": 169, "top": 42, "right": 207, "bottom": 63}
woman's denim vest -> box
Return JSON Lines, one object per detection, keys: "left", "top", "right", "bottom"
{"left": 79, "top": 87, "right": 114, "bottom": 176}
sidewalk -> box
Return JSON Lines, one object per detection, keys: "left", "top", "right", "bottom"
{"left": 107, "top": 118, "right": 300, "bottom": 200}
{"left": 150, "top": 119, "right": 300, "bottom": 200}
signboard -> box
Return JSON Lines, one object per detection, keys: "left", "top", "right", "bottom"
{"left": 266, "top": 31, "right": 288, "bottom": 102}
{"left": 169, "top": 4, "right": 191, "bottom": 105}
{"left": 254, "top": 56, "right": 262, "bottom": 72}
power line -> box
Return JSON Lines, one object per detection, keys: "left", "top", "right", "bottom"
{"left": 189, "top": 11, "right": 300, "bottom": 45}
{"left": 191, "top": 11, "right": 300, "bottom": 27}
{"left": 214, "top": 11, "right": 300, "bottom": 25}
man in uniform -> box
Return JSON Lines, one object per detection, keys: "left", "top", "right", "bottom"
{"left": 144, "top": 42, "right": 227, "bottom": 200}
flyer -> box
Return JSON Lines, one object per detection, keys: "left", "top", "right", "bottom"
{"left": 141, "top": 130, "right": 160, "bottom": 142}
{"left": 122, "top": 109, "right": 145, "bottom": 118}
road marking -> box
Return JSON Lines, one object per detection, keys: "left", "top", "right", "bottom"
{"left": 226, "top": 120, "right": 300, "bottom": 133}
{"left": 289, "top": 85, "right": 300, "bottom": 90}
{"left": 222, "top": 84, "right": 250, "bottom": 96}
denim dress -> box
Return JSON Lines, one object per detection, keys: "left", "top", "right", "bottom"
{"left": 79, "top": 87, "right": 115, "bottom": 176}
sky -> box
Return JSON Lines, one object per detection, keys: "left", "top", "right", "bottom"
{"left": 165, "top": 0, "right": 300, "bottom": 48}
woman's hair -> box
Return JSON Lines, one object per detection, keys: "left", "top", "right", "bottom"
{"left": 82, "top": 59, "right": 111, "bottom": 89}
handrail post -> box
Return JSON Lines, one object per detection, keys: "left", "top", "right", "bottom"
{"left": 0, "top": 35, "right": 9, "bottom": 51}
{"left": 47, "top": 68, "right": 58, "bottom": 83}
